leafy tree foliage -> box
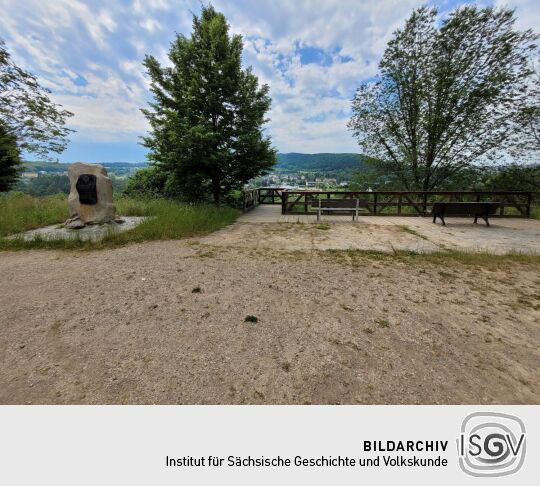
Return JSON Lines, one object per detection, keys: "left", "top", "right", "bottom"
{"left": 349, "top": 6, "right": 538, "bottom": 191}
{"left": 0, "top": 122, "right": 21, "bottom": 192}
{"left": 510, "top": 61, "right": 540, "bottom": 159}
{"left": 0, "top": 39, "right": 73, "bottom": 159}
{"left": 141, "top": 6, "right": 276, "bottom": 204}
{"left": 482, "top": 163, "right": 540, "bottom": 192}
{"left": 124, "top": 166, "right": 171, "bottom": 198}
{"left": 15, "top": 172, "right": 127, "bottom": 197}
{"left": 16, "top": 173, "right": 70, "bottom": 196}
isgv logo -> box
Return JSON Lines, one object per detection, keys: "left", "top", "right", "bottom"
{"left": 457, "top": 412, "right": 526, "bottom": 477}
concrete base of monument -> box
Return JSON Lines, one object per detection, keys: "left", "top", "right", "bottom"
{"left": 10, "top": 216, "right": 146, "bottom": 242}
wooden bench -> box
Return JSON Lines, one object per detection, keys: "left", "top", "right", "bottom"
{"left": 431, "top": 202, "right": 500, "bottom": 226}
{"left": 311, "top": 198, "right": 370, "bottom": 221}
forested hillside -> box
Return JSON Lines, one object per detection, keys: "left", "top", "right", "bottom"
{"left": 275, "top": 153, "right": 365, "bottom": 172}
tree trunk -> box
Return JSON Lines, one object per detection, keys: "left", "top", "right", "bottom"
{"left": 212, "top": 178, "right": 221, "bottom": 205}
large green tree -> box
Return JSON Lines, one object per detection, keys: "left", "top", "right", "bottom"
{"left": 141, "top": 5, "right": 276, "bottom": 204}
{"left": 349, "top": 6, "right": 538, "bottom": 191}
{"left": 0, "top": 39, "right": 73, "bottom": 191}
{"left": 0, "top": 122, "right": 21, "bottom": 192}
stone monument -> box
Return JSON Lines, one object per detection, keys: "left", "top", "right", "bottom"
{"left": 65, "top": 162, "right": 116, "bottom": 229}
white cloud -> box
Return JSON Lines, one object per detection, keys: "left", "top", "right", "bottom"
{"left": 132, "top": 0, "right": 174, "bottom": 15}
{"left": 140, "top": 18, "right": 162, "bottom": 33}
{"left": 210, "top": 0, "right": 423, "bottom": 152}
{"left": 98, "top": 10, "right": 117, "bottom": 33}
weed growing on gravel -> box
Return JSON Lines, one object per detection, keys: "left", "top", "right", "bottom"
{"left": 244, "top": 315, "right": 258, "bottom": 323}
{"left": 399, "top": 225, "right": 429, "bottom": 240}
{"left": 191, "top": 286, "right": 202, "bottom": 293}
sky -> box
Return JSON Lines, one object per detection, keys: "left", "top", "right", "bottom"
{"left": 0, "top": 0, "right": 539, "bottom": 162}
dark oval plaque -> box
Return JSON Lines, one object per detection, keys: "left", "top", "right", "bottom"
{"left": 76, "top": 174, "right": 98, "bottom": 205}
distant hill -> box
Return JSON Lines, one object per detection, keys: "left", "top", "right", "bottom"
{"left": 22, "top": 155, "right": 366, "bottom": 177}
{"left": 22, "top": 161, "right": 147, "bottom": 176}
{"left": 275, "top": 153, "right": 365, "bottom": 172}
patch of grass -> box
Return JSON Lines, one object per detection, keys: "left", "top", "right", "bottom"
{"left": 319, "top": 248, "right": 540, "bottom": 267}
{"left": 244, "top": 315, "right": 258, "bottom": 323}
{"left": 376, "top": 319, "right": 390, "bottom": 328}
{"left": 0, "top": 192, "right": 68, "bottom": 237}
{"left": 0, "top": 194, "right": 239, "bottom": 251}
{"left": 399, "top": 225, "right": 429, "bottom": 240}
{"left": 196, "top": 250, "right": 215, "bottom": 258}
{"left": 315, "top": 224, "right": 331, "bottom": 230}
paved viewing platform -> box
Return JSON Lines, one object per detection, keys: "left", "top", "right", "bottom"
{"left": 222, "top": 205, "right": 540, "bottom": 254}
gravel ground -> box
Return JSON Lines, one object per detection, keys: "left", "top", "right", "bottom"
{"left": 0, "top": 235, "right": 538, "bottom": 404}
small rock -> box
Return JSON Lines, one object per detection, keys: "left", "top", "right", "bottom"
{"left": 65, "top": 218, "right": 85, "bottom": 229}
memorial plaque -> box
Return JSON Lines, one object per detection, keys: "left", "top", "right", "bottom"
{"left": 76, "top": 174, "right": 98, "bottom": 205}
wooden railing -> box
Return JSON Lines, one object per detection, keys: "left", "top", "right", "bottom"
{"left": 281, "top": 191, "right": 533, "bottom": 217}
{"left": 242, "top": 188, "right": 259, "bottom": 212}
{"left": 258, "top": 187, "right": 285, "bottom": 205}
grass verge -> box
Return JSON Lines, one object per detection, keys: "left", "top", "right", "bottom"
{"left": 319, "top": 248, "right": 540, "bottom": 267}
{"left": 0, "top": 193, "right": 239, "bottom": 251}
{"left": 0, "top": 192, "right": 68, "bottom": 237}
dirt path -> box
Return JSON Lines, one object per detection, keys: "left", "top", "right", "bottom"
{"left": 0, "top": 236, "right": 539, "bottom": 404}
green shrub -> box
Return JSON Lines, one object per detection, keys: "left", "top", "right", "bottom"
{"left": 123, "top": 166, "right": 170, "bottom": 199}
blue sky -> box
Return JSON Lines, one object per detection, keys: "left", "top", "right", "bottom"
{"left": 0, "top": 0, "right": 538, "bottom": 162}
